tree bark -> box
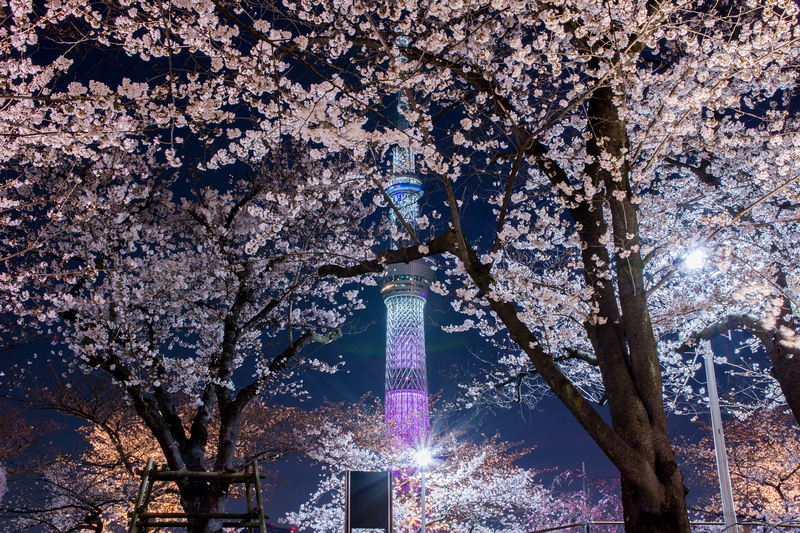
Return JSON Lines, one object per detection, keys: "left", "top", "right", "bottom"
{"left": 179, "top": 479, "right": 230, "bottom": 533}
{"left": 769, "top": 338, "right": 800, "bottom": 425}
{"left": 763, "top": 268, "right": 800, "bottom": 425}
{"left": 620, "top": 467, "right": 691, "bottom": 532}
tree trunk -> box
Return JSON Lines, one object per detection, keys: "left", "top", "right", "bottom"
{"left": 620, "top": 469, "right": 691, "bottom": 533}
{"left": 179, "top": 479, "right": 229, "bottom": 533}
{"left": 177, "top": 402, "right": 239, "bottom": 533}
{"left": 768, "top": 333, "right": 800, "bottom": 425}
{"left": 767, "top": 270, "right": 800, "bottom": 425}
{"left": 471, "top": 262, "right": 692, "bottom": 533}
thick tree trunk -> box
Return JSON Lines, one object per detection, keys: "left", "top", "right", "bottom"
{"left": 123, "top": 383, "right": 239, "bottom": 533}
{"left": 177, "top": 399, "right": 240, "bottom": 533}
{"left": 472, "top": 261, "right": 691, "bottom": 533}
{"left": 620, "top": 468, "right": 691, "bottom": 533}
{"left": 180, "top": 482, "right": 229, "bottom": 533}
{"left": 767, "top": 270, "right": 800, "bottom": 425}
{"left": 584, "top": 73, "right": 690, "bottom": 532}
{"left": 539, "top": 73, "right": 691, "bottom": 532}
{"left": 771, "top": 341, "right": 800, "bottom": 425}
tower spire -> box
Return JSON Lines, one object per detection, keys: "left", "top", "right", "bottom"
{"left": 381, "top": 37, "right": 434, "bottom": 449}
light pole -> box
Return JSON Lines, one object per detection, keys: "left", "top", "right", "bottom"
{"left": 684, "top": 252, "right": 739, "bottom": 532}
{"left": 701, "top": 340, "right": 739, "bottom": 533}
{"left": 415, "top": 449, "right": 432, "bottom": 533}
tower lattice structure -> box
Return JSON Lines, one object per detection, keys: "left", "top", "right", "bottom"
{"left": 381, "top": 52, "right": 434, "bottom": 449}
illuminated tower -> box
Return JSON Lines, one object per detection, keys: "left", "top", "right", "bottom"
{"left": 381, "top": 51, "right": 434, "bottom": 448}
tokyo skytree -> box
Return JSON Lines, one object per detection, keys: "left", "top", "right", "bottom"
{"left": 381, "top": 58, "right": 434, "bottom": 449}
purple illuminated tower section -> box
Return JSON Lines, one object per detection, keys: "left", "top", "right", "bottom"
{"left": 381, "top": 56, "right": 434, "bottom": 448}
{"left": 381, "top": 257, "right": 434, "bottom": 448}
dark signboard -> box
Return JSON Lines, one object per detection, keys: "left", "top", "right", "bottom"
{"left": 345, "top": 471, "right": 392, "bottom": 531}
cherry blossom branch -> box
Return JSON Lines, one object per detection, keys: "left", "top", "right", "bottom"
{"left": 491, "top": 145, "right": 525, "bottom": 255}
{"left": 369, "top": 173, "right": 422, "bottom": 249}
{"left": 675, "top": 315, "right": 766, "bottom": 354}
{"left": 318, "top": 228, "right": 459, "bottom": 278}
{"left": 321, "top": 229, "right": 641, "bottom": 478}
{"left": 233, "top": 328, "right": 342, "bottom": 410}
{"left": 646, "top": 172, "right": 800, "bottom": 297}
{"left": 188, "top": 385, "right": 216, "bottom": 452}
{"left": 491, "top": 348, "right": 599, "bottom": 403}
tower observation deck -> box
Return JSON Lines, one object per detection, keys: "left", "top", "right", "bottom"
{"left": 381, "top": 46, "right": 434, "bottom": 448}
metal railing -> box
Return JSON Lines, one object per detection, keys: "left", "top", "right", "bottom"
{"left": 525, "top": 522, "right": 800, "bottom": 533}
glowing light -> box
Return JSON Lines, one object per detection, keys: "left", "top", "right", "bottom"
{"left": 683, "top": 249, "right": 705, "bottom": 269}
{"left": 385, "top": 389, "right": 429, "bottom": 446}
{"left": 415, "top": 448, "right": 432, "bottom": 467}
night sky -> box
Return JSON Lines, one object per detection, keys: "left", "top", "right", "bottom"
{"left": 0, "top": 192, "right": 729, "bottom": 529}
{"left": 242, "top": 166, "right": 727, "bottom": 523}
{"left": 259, "top": 283, "right": 706, "bottom": 523}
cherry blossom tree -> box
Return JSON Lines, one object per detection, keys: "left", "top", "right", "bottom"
{"left": 2, "top": 2, "right": 380, "bottom": 529}
{"left": 1, "top": 144, "right": 371, "bottom": 532}
{"left": 286, "top": 399, "right": 621, "bottom": 533}
{"left": 675, "top": 408, "right": 800, "bottom": 529}
{"left": 310, "top": 1, "right": 800, "bottom": 531}
{"left": 5, "top": 1, "right": 800, "bottom": 531}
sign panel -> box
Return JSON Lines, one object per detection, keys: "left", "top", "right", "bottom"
{"left": 345, "top": 471, "right": 392, "bottom": 532}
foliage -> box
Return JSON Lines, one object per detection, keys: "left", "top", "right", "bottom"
{"left": 675, "top": 408, "right": 800, "bottom": 529}
{"left": 1, "top": 134, "right": 373, "bottom": 529}
{"left": 302, "top": 0, "right": 800, "bottom": 528}
{"left": 4, "top": 0, "right": 800, "bottom": 530}
{"left": 287, "top": 400, "right": 622, "bottom": 533}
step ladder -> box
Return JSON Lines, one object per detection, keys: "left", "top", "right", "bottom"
{"left": 128, "top": 458, "right": 268, "bottom": 533}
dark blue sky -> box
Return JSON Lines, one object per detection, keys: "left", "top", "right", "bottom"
{"left": 0, "top": 242, "right": 725, "bottom": 527}
{"left": 261, "top": 276, "right": 729, "bottom": 524}
{"left": 264, "top": 285, "right": 619, "bottom": 523}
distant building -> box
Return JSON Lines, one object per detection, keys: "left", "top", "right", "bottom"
{"left": 381, "top": 74, "right": 433, "bottom": 449}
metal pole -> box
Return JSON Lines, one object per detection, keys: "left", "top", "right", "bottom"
{"left": 344, "top": 471, "right": 350, "bottom": 533}
{"left": 420, "top": 466, "right": 426, "bottom": 533}
{"left": 701, "top": 340, "right": 738, "bottom": 532}
{"left": 582, "top": 462, "right": 589, "bottom": 533}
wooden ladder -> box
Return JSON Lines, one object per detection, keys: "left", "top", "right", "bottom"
{"left": 128, "top": 458, "right": 268, "bottom": 533}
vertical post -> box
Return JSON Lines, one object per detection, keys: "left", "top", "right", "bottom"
{"left": 420, "top": 466, "right": 426, "bottom": 533}
{"left": 344, "top": 471, "right": 350, "bottom": 533}
{"left": 128, "top": 457, "right": 154, "bottom": 533}
{"left": 701, "top": 341, "right": 738, "bottom": 532}
{"left": 388, "top": 471, "right": 393, "bottom": 533}
{"left": 251, "top": 460, "right": 268, "bottom": 533}
{"left": 246, "top": 462, "right": 254, "bottom": 533}
{"left": 582, "top": 462, "right": 590, "bottom": 533}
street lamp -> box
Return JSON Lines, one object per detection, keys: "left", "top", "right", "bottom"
{"left": 701, "top": 340, "right": 739, "bottom": 533}
{"left": 415, "top": 449, "right": 432, "bottom": 532}
{"left": 684, "top": 254, "right": 739, "bottom": 531}
{"left": 683, "top": 248, "right": 705, "bottom": 270}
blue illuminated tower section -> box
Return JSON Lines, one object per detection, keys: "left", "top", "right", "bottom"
{"left": 381, "top": 46, "right": 434, "bottom": 448}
